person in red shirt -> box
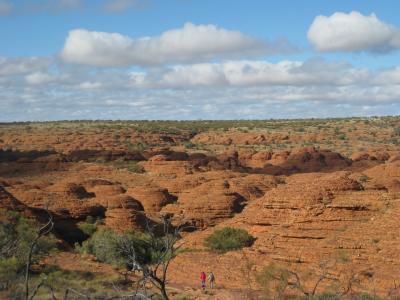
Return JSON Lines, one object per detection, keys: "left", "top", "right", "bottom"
{"left": 200, "top": 271, "right": 206, "bottom": 290}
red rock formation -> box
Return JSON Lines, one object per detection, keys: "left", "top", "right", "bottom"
{"left": 126, "top": 187, "right": 176, "bottom": 213}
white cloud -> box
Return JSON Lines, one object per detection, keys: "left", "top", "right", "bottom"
{"left": 160, "top": 63, "right": 227, "bottom": 87}
{"left": 25, "top": 72, "right": 55, "bottom": 85}
{"left": 373, "top": 67, "right": 400, "bottom": 85}
{"left": 2, "top": 80, "right": 399, "bottom": 121}
{"left": 0, "top": 57, "right": 52, "bottom": 76}
{"left": 142, "top": 59, "right": 370, "bottom": 88}
{"left": 2, "top": 55, "right": 400, "bottom": 121}
{"left": 0, "top": 0, "right": 12, "bottom": 15}
{"left": 130, "top": 72, "right": 147, "bottom": 86}
{"left": 77, "top": 81, "right": 102, "bottom": 89}
{"left": 308, "top": 11, "right": 400, "bottom": 53}
{"left": 60, "top": 23, "right": 296, "bottom": 67}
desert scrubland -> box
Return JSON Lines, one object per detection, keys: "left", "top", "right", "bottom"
{"left": 1, "top": 117, "right": 400, "bottom": 299}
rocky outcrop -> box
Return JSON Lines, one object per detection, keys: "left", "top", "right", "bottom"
{"left": 238, "top": 147, "right": 352, "bottom": 175}
{"left": 362, "top": 160, "right": 400, "bottom": 194}
{"left": 162, "top": 180, "right": 246, "bottom": 228}
{"left": 89, "top": 184, "right": 126, "bottom": 196}
{"left": 126, "top": 187, "right": 176, "bottom": 213}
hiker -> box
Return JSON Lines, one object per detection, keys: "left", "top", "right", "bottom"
{"left": 200, "top": 271, "right": 206, "bottom": 290}
{"left": 208, "top": 271, "right": 215, "bottom": 289}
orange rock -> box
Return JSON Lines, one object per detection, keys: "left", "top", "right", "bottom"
{"left": 126, "top": 187, "right": 176, "bottom": 213}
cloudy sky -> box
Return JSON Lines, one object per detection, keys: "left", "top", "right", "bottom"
{"left": 1, "top": 0, "right": 400, "bottom": 121}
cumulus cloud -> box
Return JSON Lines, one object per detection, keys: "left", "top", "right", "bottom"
{"left": 308, "top": 11, "right": 400, "bottom": 53}
{"left": 60, "top": 23, "right": 296, "bottom": 67}
{"left": 136, "top": 58, "right": 370, "bottom": 88}
{"left": 0, "top": 0, "right": 12, "bottom": 15}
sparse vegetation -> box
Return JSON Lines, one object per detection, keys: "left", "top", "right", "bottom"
{"left": 100, "top": 159, "right": 145, "bottom": 173}
{"left": 76, "top": 229, "right": 150, "bottom": 268}
{"left": 0, "top": 210, "right": 56, "bottom": 287}
{"left": 359, "top": 175, "right": 370, "bottom": 183}
{"left": 77, "top": 215, "right": 103, "bottom": 237}
{"left": 76, "top": 217, "right": 185, "bottom": 300}
{"left": 0, "top": 209, "right": 56, "bottom": 299}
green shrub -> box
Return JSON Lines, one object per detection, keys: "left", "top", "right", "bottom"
{"left": 355, "top": 294, "right": 382, "bottom": 300}
{"left": 204, "top": 227, "right": 254, "bottom": 253}
{"left": 125, "top": 162, "right": 145, "bottom": 173}
{"left": 182, "top": 141, "right": 196, "bottom": 149}
{"left": 76, "top": 229, "right": 158, "bottom": 268}
{"left": 78, "top": 222, "right": 97, "bottom": 237}
{"left": 0, "top": 257, "right": 19, "bottom": 286}
{"left": 108, "top": 160, "right": 145, "bottom": 173}
{"left": 77, "top": 216, "right": 104, "bottom": 237}
{"left": 126, "top": 142, "right": 148, "bottom": 152}
{"left": 0, "top": 209, "right": 56, "bottom": 289}
{"left": 76, "top": 229, "right": 122, "bottom": 266}
{"left": 359, "top": 175, "right": 370, "bottom": 183}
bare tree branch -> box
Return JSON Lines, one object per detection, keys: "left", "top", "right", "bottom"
{"left": 24, "top": 209, "right": 54, "bottom": 300}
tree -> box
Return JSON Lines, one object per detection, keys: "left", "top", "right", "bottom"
{"left": 256, "top": 260, "right": 341, "bottom": 299}
{"left": 115, "top": 216, "right": 186, "bottom": 300}
{"left": 76, "top": 215, "right": 186, "bottom": 300}
{"left": 24, "top": 209, "right": 54, "bottom": 300}
{"left": 0, "top": 209, "right": 56, "bottom": 298}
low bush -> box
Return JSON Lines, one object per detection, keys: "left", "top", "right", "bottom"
{"left": 0, "top": 209, "right": 57, "bottom": 290}
{"left": 77, "top": 216, "right": 103, "bottom": 237}
{"left": 355, "top": 294, "right": 382, "bottom": 300}
{"left": 204, "top": 227, "right": 254, "bottom": 253}
{"left": 109, "top": 160, "right": 145, "bottom": 173}
{"left": 359, "top": 175, "right": 370, "bottom": 183}
{"left": 76, "top": 229, "right": 154, "bottom": 268}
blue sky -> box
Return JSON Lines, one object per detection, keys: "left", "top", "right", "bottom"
{"left": 1, "top": 0, "right": 400, "bottom": 121}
